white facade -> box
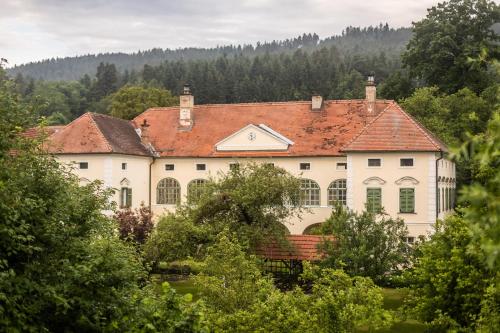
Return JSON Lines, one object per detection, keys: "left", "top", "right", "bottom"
{"left": 58, "top": 152, "right": 456, "bottom": 238}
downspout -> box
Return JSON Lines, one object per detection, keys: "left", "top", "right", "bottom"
{"left": 435, "top": 151, "right": 444, "bottom": 219}
{"left": 149, "top": 156, "right": 156, "bottom": 210}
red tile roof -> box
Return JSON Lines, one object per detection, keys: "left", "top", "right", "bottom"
{"left": 133, "top": 100, "right": 390, "bottom": 157}
{"left": 342, "top": 103, "right": 447, "bottom": 152}
{"left": 43, "top": 99, "right": 447, "bottom": 156}
{"left": 255, "top": 235, "right": 333, "bottom": 261}
{"left": 22, "top": 125, "right": 64, "bottom": 139}
{"left": 46, "top": 113, "right": 151, "bottom": 156}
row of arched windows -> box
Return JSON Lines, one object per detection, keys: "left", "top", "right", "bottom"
{"left": 156, "top": 177, "right": 347, "bottom": 207}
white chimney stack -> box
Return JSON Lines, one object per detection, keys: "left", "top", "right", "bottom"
{"left": 365, "top": 75, "right": 376, "bottom": 114}
{"left": 179, "top": 84, "right": 194, "bottom": 129}
{"left": 311, "top": 94, "right": 323, "bottom": 111}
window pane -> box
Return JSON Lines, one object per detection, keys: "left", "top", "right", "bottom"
{"left": 368, "top": 159, "right": 381, "bottom": 167}
{"left": 187, "top": 179, "right": 207, "bottom": 203}
{"left": 122, "top": 163, "right": 127, "bottom": 170}
{"left": 400, "top": 158, "right": 414, "bottom": 167}
{"left": 156, "top": 178, "right": 180, "bottom": 204}
{"left": 300, "top": 179, "right": 320, "bottom": 206}
{"left": 336, "top": 163, "right": 347, "bottom": 170}
{"left": 300, "top": 163, "right": 311, "bottom": 170}
{"left": 165, "top": 164, "right": 175, "bottom": 171}
{"left": 328, "top": 179, "right": 346, "bottom": 206}
{"left": 79, "top": 162, "right": 88, "bottom": 169}
{"left": 196, "top": 164, "right": 206, "bottom": 171}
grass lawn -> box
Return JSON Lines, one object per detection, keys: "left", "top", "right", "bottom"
{"left": 165, "top": 278, "right": 426, "bottom": 333}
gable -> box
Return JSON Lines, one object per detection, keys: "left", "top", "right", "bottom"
{"left": 215, "top": 124, "right": 294, "bottom": 151}
{"left": 342, "top": 103, "right": 446, "bottom": 152}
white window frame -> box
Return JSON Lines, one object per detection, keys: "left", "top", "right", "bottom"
{"left": 195, "top": 163, "right": 207, "bottom": 171}
{"left": 165, "top": 164, "right": 175, "bottom": 171}
{"left": 399, "top": 157, "right": 415, "bottom": 168}
{"left": 336, "top": 162, "right": 347, "bottom": 171}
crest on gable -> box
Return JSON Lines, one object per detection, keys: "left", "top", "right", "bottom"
{"left": 215, "top": 124, "right": 294, "bottom": 151}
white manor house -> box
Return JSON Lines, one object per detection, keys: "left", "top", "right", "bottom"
{"left": 42, "top": 78, "right": 456, "bottom": 239}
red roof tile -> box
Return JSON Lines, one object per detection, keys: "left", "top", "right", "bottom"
{"left": 342, "top": 103, "right": 447, "bottom": 152}
{"left": 133, "top": 100, "right": 390, "bottom": 157}
{"left": 255, "top": 235, "right": 333, "bottom": 261}
{"left": 22, "top": 125, "right": 64, "bottom": 139}
{"left": 46, "top": 113, "right": 151, "bottom": 156}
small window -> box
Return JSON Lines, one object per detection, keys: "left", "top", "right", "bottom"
{"left": 79, "top": 162, "right": 88, "bottom": 169}
{"left": 400, "top": 158, "right": 414, "bottom": 167}
{"left": 336, "top": 162, "right": 347, "bottom": 170}
{"left": 399, "top": 188, "right": 415, "bottom": 213}
{"left": 165, "top": 164, "right": 175, "bottom": 171}
{"left": 300, "top": 163, "right": 311, "bottom": 170}
{"left": 122, "top": 163, "right": 127, "bottom": 170}
{"left": 366, "top": 188, "right": 382, "bottom": 213}
{"left": 368, "top": 159, "right": 381, "bottom": 167}
{"left": 405, "top": 236, "right": 415, "bottom": 244}
{"left": 196, "top": 164, "right": 206, "bottom": 171}
{"left": 120, "top": 187, "right": 132, "bottom": 208}
{"left": 229, "top": 163, "right": 239, "bottom": 171}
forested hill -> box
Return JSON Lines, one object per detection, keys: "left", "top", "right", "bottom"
{"left": 8, "top": 25, "right": 411, "bottom": 81}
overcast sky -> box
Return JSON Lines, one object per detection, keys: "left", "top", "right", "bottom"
{"left": 2, "top": 0, "right": 438, "bottom": 66}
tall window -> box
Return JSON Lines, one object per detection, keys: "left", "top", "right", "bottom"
{"left": 300, "top": 179, "right": 320, "bottom": 206}
{"left": 327, "top": 179, "right": 347, "bottom": 206}
{"left": 157, "top": 178, "right": 180, "bottom": 204}
{"left": 120, "top": 187, "right": 132, "bottom": 208}
{"left": 445, "top": 187, "right": 449, "bottom": 211}
{"left": 437, "top": 188, "right": 441, "bottom": 214}
{"left": 399, "top": 188, "right": 415, "bottom": 213}
{"left": 187, "top": 179, "right": 207, "bottom": 203}
{"left": 366, "top": 188, "right": 382, "bottom": 213}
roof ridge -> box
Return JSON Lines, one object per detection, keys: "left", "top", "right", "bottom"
{"left": 391, "top": 103, "right": 444, "bottom": 151}
{"left": 88, "top": 113, "right": 113, "bottom": 152}
{"left": 341, "top": 102, "right": 395, "bottom": 150}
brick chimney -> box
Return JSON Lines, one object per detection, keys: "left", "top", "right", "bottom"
{"left": 140, "top": 119, "right": 150, "bottom": 145}
{"left": 179, "top": 84, "right": 194, "bottom": 129}
{"left": 311, "top": 94, "right": 323, "bottom": 111}
{"left": 365, "top": 75, "right": 376, "bottom": 114}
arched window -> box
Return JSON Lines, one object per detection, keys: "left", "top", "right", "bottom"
{"left": 327, "top": 179, "right": 347, "bottom": 206}
{"left": 156, "top": 178, "right": 180, "bottom": 205}
{"left": 187, "top": 179, "right": 208, "bottom": 203}
{"left": 300, "top": 179, "right": 320, "bottom": 206}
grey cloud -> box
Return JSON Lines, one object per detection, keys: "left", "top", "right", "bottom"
{"left": 1, "top": 0, "right": 436, "bottom": 65}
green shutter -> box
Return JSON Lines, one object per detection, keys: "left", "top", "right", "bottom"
{"left": 367, "top": 188, "right": 381, "bottom": 213}
{"left": 400, "top": 188, "right": 415, "bottom": 213}
{"left": 126, "top": 188, "right": 132, "bottom": 207}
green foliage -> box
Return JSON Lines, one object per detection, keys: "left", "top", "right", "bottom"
{"left": 192, "top": 232, "right": 275, "bottom": 314}
{"left": 0, "top": 80, "right": 205, "bottom": 332}
{"left": 319, "top": 207, "right": 411, "bottom": 284}
{"left": 145, "top": 163, "right": 302, "bottom": 264}
{"left": 114, "top": 203, "right": 154, "bottom": 244}
{"left": 109, "top": 85, "right": 177, "bottom": 119}
{"left": 193, "top": 235, "right": 393, "bottom": 332}
{"left": 405, "top": 216, "right": 497, "bottom": 331}
{"left": 453, "top": 112, "right": 500, "bottom": 268}
{"left": 403, "top": 0, "right": 500, "bottom": 93}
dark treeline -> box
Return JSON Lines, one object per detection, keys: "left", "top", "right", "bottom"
{"left": 7, "top": 24, "right": 411, "bottom": 81}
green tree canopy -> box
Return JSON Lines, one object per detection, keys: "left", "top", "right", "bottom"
{"left": 403, "top": 0, "right": 500, "bottom": 93}
{"left": 109, "top": 85, "right": 177, "bottom": 119}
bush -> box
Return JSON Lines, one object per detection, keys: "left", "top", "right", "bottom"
{"left": 114, "top": 202, "right": 154, "bottom": 244}
{"left": 319, "top": 206, "right": 411, "bottom": 285}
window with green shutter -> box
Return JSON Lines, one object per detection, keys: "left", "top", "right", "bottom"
{"left": 366, "top": 188, "right": 382, "bottom": 213}
{"left": 399, "top": 188, "right": 415, "bottom": 213}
